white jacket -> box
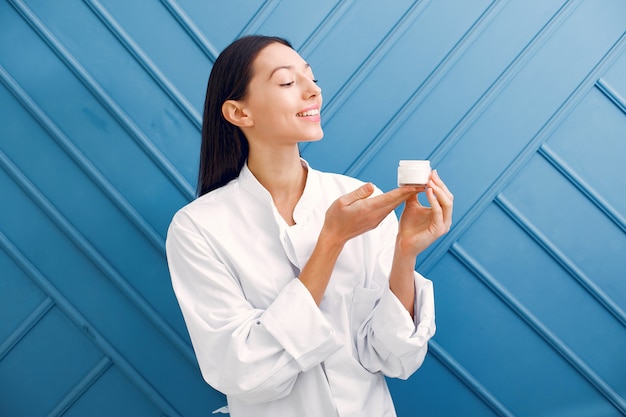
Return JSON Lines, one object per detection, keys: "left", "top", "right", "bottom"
{"left": 166, "top": 160, "right": 436, "bottom": 416}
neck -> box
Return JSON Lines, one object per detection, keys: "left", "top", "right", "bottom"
{"left": 247, "top": 144, "right": 307, "bottom": 224}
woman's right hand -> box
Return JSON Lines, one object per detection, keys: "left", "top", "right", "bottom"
{"left": 301, "top": 183, "right": 418, "bottom": 305}
{"left": 321, "top": 183, "right": 419, "bottom": 246}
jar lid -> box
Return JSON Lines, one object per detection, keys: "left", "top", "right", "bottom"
{"left": 399, "top": 160, "right": 430, "bottom": 167}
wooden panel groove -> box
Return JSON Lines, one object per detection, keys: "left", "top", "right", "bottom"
{"left": 450, "top": 242, "right": 626, "bottom": 414}
{"left": 539, "top": 143, "right": 626, "bottom": 234}
{"left": 0, "top": 150, "right": 197, "bottom": 366}
{"left": 428, "top": 340, "right": 515, "bottom": 417}
{"left": 596, "top": 77, "right": 626, "bottom": 115}
{"left": 0, "top": 230, "right": 185, "bottom": 417}
{"left": 298, "top": 0, "right": 355, "bottom": 55}
{"left": 46, "top": 356, "right": 113, "bottom": 417}
{"left": 0, "top": 296, "right": 54, "bottom": 362}
{"left": 237, "top": 0, "right": 280, "bottom": 38}
{"left": 7, "top": 0, "right": 196, "bottom": 201}
{"left": 346, "top": 0, "right": 502, "bottom": 177}
{"left": 495, "top": 192, "right": 626, "bottom": 328}
{"left": 0, "top": 65, "right": 167, "bottom": 251}
{"left": 160, "top": 0, "right": 219, "bottom": 62}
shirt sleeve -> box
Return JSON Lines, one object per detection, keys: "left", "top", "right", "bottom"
{"left": 165, "top": 211, "right": 343, "bottom": 404}
{"left": 353, "top": 212, "right": 436, "bottom": 380}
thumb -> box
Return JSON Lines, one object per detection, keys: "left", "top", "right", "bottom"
{"left": 345, "top": 183, "right": 375, "bottom": 205}
{"left": 404, "top": 193, "right": 421, "bottom": 208}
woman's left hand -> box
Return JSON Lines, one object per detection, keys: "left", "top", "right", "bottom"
{"left": 396, "top": 170, "right": 454, "bottom": 257}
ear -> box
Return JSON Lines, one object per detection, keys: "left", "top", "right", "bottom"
{"left": 222, "top": 100, "right": 253, "bottom": 128}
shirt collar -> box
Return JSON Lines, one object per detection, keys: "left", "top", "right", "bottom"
{"left": 293, "top": 159, "right": 316, "bottom": 222}
{"left": 239, "top": 161, "right": 273, "bottom": 203}
{"left": 238, "top": 158, "right": 318, "bottom": 220}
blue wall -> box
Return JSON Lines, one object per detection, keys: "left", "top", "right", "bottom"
{"left": 1, "top": 1, "right": 625, "bottom": 416}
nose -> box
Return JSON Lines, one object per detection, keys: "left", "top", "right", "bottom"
{"left": 303, "top": 77, "right": 321, "bottom": 98}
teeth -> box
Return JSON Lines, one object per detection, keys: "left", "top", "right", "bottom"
{"left": 297, "top": 109, "right": 319, "bottom": 117}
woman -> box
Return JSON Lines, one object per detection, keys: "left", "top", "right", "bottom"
{"left": 166, "top": 35, "right": 453, "bottom": 417}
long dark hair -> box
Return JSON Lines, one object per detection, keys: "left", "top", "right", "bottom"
{"left": 197, "top": 35, "right": 292, "bottom": 196}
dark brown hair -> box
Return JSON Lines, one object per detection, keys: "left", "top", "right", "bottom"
{"left": 197, "top": 35, "right": 292, "bottom": 196}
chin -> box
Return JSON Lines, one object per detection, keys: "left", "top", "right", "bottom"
{"left": 297, "top": 129, "right": 324, "bottom": 144}
{"left": 310, "top": 128, "right": 325, "bottom": 142}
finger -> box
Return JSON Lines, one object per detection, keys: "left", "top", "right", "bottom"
{"left": 428, "top": 180, "right": 453, "bottom": 228}
{"left": 403, "top": 189, "right": 427, "bottom": 211}
{"left": 432, "top": 170, "right": 453, "bottom": 200}
{"left": 428, "top": 181, "right": 452, "bottom": 212}
{"left": 368, "top": 187, "right": 419, "bottom": 212}
{"left": 433, "top": 179, "right": 454, "bottom": 212}
{"left": 404, "top": 193, "right": 421, "bottom": 208}
{"left": 342, "top": 183, "right": 375, "bottom": 205}
{"left": 425, "top": 183, "right": 443, "bottom": 221}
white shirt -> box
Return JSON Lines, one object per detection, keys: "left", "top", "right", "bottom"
{"left": 166, "top": 160, "right": 436, "bottom": 417}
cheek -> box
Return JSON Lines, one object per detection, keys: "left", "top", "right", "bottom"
{"left": 262, "top": 103, "right": 295, "bottom": 125}
{"left": 247, "top": 91, "right": 297, "bottom": 128}
{"left": 252, "top": 109, "right": 292, "bottom": 135}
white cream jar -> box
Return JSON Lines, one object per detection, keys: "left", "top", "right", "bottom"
{"left": 397, "top": 160, "right": 431, "bottom": 187}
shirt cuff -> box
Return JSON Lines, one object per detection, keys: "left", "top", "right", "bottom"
{"left": 371, "top": 274, "right": 436, "bottom": 357}
{"left": 260, "top": 279, "right": 343, "bottom": 371}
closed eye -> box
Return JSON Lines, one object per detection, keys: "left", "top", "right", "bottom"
{"left": 280, "top": 78, "right": 318, "bottom": 87}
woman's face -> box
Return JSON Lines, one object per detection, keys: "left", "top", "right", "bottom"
{"left": 238, "top": 42, "right": 323, "bottom": 146}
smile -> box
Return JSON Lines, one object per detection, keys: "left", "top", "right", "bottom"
{"left": 296, "top": 109, "right": 320, "bottom": 117}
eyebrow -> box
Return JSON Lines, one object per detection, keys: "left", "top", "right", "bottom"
{"left": 268, "top": 63, "right": 311, "bottom": 80}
